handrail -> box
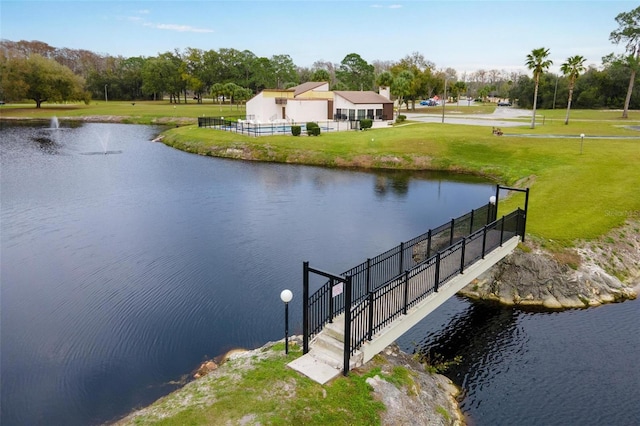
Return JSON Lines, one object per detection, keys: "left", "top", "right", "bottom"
{"left": 302, "top": 186, "right": 529, "bottom": 375}
{"left": 303, "top": 201, "right": 495, "bottom": 348}
{"left": 347, "top": 209, "right": 523, "bottom": 361}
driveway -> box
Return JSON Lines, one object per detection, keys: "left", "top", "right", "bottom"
{"left": 402, "top": 106, "right": 531, "bottom": 128}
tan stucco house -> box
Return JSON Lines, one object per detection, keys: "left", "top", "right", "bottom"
{"left": 246, "top": 82, "right": 394, "bottom": 124}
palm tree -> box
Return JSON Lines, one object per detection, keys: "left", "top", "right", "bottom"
{"left": 610, "top": 6, "right": 640, "bottom": 119}
{"left": 525, "top": 47, "right": 553, "bottom": 129}
{"left": 391, "top": 70, "right": 414, "bottom": 115}
{"left": 560, "top": 55, "right": 586, "bottom": 125}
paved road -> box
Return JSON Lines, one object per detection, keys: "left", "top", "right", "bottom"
{"left": 403, "top": 106, "right": 531, "bottom": 128}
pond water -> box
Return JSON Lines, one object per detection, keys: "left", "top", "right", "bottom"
{"left": 1, "top": 121, "right": 637, "bottom": 425}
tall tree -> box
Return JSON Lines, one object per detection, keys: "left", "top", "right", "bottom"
{"left": 560, "top": 55, "right": 586, "bottom": 124}
{"left": 2, "top": 54, "right": 87, "bottom": 107}
{"left": 270, "top": 54, "right": 297, "bottom": 89}
{"left": 453, "top": 81, "right": 467, "bottom": 105}
{"left": 311, "top": 69, "right": 330, "bottom": 83}
{"left": 336, "top": 53, "right": 374, "bottom": 91}
{"left": 610, "top": 6, "right": 640, "bottom": 118}
{"left": 391, "top": 70, "right": 414, "bottom": 114}
{"left": 525, "top": 47, "right": 553, "bottom": 128}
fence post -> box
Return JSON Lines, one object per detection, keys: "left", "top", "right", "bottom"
{"left": 403, "top": 270, "right": 409, "bottom": 315}
{"left": 434, "top": 252, "right": 441, "bottom": 292}
{"left": 469, "top": 209, "right": 475, "bottom": 234}
{"left": 367, "top": 292, "right": 374, "bottom": 341}
{"left": 366, "top": 258, "right": 371, "bottom": 293}
{"left": 398, "top": 242, "right": 404, "bottom": 276}
{"left": 343, "top": 275, "right": 352, "bottom": 376}
{"left": 303, "top": 261, "right": 309, "bottom": 354}
{"left": 460, "top": 237, "right": 466, "bottom": 274}
{"left": 328, "top": 278, "right": 334, "bottom": 323}
{"left": 426, "top": 230, "right": 432, "bottom": 258}
{"left": 494, "top": 184, "right": 501, "bottom": 222}
{"left": 481, "top": 225, "right": 487, "bottom": 259}
{"left": 449, "top": 218, "right": 455, "bottom": 245}
{"left": 500, "top": 216, "right": 505, "bottom": 246}
{"left": 522, "top": 188, "right": 530, "bottom": 242}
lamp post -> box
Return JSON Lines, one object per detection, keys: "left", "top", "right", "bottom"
{"left": 580, "top": 133, "right": 585, "bottom": 155}
{"left": 489, "top": 195, "right": 497, "bottom": 222}
{"left": 104, "top": 84, "right": 108, "bottom": 103}
{"left": 280, "top": 289, "right": 293, "bottom": 354}
{"left": 441, "top": 77, "right": 447, "bottom": 124}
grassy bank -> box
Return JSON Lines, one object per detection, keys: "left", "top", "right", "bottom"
{"left": 0, "top": 100, "right": 246, "bottom": 124}
{"left": 162, "top": 117, "right": 640, "bottom": 243}
{"left": 3, "top": 102, "right": 639, "bottom": 243}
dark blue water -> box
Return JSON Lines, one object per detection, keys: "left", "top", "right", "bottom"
{"left": 1, "top": 121, "right": 498, "bottom": 425}
{"left": 398, "top": 291, "right": 640, "bottom": 425}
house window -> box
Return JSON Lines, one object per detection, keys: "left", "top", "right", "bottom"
{"left": 336, "top": 108, "right": 347, "bottom": 120}
{"left": 367, "top": 109, "right": 374, "bottom": 119}
{"left": 375, "top": 109, "right": 383, "bottom": 119}
{"left": 357, "top": 109, "right": 365, "bottom": 119}
{"left": 349, "top": 109, "right": 355, "bottom": 120}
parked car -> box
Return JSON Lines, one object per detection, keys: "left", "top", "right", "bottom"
{"left": 497, "top": 101, "right": 511, "bottom": 106}
{"left": 420, "top": 99, "right": 438, "bottom": 106}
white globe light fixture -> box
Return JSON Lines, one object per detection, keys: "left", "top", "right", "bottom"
{"left": 280, "top": 289, "right": 293, "bottom": 304}
{"left": 280, "top": 289, "right": 293, "bottom": 353}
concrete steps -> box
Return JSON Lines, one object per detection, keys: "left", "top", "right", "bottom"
{"left": 287, "top": 314, "right": 363, "bottom": 384}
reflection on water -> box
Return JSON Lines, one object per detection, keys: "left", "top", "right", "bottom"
{"left": 1, "top": 121, "right": 496, "bottom": 425}
{"left": 400, "top": 296, "right": 640, "bottom": 425}
{"left": 5, "top": 121, "right": 636, "bottom": 426}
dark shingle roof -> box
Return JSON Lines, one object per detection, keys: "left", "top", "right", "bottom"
{"left": 292, "top": 82, "right": 328, "bottom": 97}
{"left": 334, "top": 91, "right": 392, "bottom": 104}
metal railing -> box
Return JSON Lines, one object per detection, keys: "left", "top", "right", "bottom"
{"left": 347, "top": 208, "right": 523, "bottom": 363}
{"left": 303, "top": 201, "right": 497, "bottom": 351}
{"left": 198, "top": 116, "right": 377, "bottom": 136}
{"left": 302, "top": 185, "right": 529, "bottom": 375}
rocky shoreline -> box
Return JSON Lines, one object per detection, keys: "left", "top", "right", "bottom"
{"left": 115, "top": 338, "right": 463, "bottom": 426}
{"left": 460, "top": 218, "right": 639, "bottom": 309}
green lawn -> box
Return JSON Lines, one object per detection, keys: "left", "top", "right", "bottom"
{"left": 3, "top": 102, "right": 638, "bottom": 243}
{"left": 0, "top": 100, "right": 246, "bottom": 123}
{"left": 163, "top": 117, "right": 640, "bottom": 243}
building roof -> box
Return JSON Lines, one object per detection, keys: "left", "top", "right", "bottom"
{"left": 292, "top": 81, "right": 328, "bottom": 97}
{"left": 334, "top": 91, "right": 393, "bottom": 104}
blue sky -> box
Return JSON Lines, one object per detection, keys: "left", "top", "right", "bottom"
{"left": 1, "top": 0, "right": 635, "bottom": 76}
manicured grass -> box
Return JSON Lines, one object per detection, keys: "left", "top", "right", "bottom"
{"left": 3, "top": 102, "right": 638, "bottom": 243}
{"left": 163, "top": 117, "right": 640, "bottom": 243}
{"left": 0, "top": 100, "right": 246, "bottom": 123}
{"left": 120, "top": 343, "right": 391, "bottom": 425}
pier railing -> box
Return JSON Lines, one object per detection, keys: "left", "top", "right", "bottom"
{"left": 302, "top": 185, "right": 529, "bottom": 374}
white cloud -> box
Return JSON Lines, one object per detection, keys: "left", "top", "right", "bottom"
{"left": 388, "top": 4, "right": 402, "bottom": 8}
{"left": 143, "top": 22, "right": 214, "bottom": 33}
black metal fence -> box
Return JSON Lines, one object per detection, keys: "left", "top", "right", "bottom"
{"left": 198, "top": 116, "right": 367, "bottom": 136}
{"left": 302, "top": 185, "right": 529, "bottom": 374}
{"left": 347, "top": 208, "right": 523, "bottom": 362}
{"left": 303, "top": 201, "right": 498, "bottom": 351}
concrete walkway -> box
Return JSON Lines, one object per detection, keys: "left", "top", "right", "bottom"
{"left": 402, "top": 106, "right": 531, "bottom": 128}
{"left": 288, "top": 236, "right": 521, "bottom": 384}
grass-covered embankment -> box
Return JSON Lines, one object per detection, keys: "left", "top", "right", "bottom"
{"left": 3, "top": 101, "right": 639, "bottom": 242}
{"left": 162, "top": 115, "right": 640, "bottom": 244}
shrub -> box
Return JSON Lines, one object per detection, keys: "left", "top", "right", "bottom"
{"left": 306, "top": 122, "right": 320, "bottom": 136}
{"left": 360, "top": 119, "right": 372, "bottom": 130}
{"left": 291, "top": 125, "right": 301, "bottom": 136}
{"left": 395, "top": 115, "right": 406, "bottom": 123}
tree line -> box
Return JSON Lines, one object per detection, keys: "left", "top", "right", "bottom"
{"left": 0, "top": 6, "right": 637, "bottom": 111}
